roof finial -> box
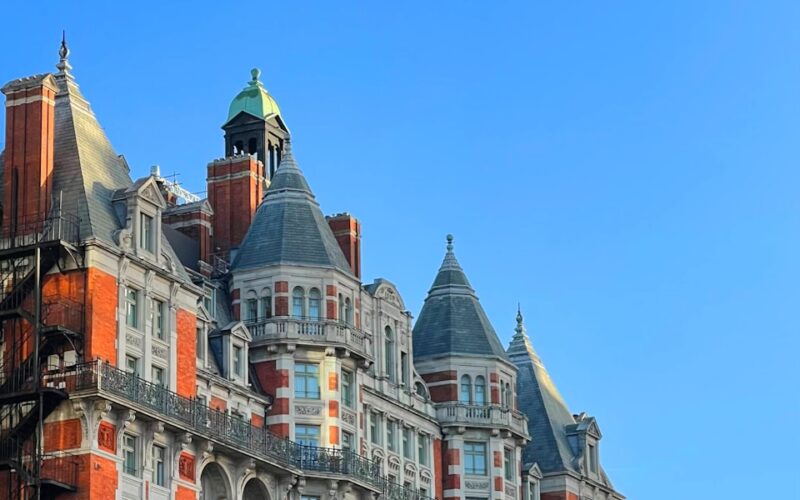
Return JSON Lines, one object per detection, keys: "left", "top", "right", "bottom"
{"left": 250, "top": 68, "right": 261, "bottom": 84}
{"left": 59, "top": 31, "right": 69, "bottom": 61}
{"left": 56, "top": 30, "right": 72, "bottom": 76}
{"left": 514, "top": 304, "right": 526, "bottom": 337}
{"left": 446, "top": 234, "right": 454, "bottom": 252}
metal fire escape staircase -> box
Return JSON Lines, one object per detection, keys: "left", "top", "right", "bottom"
{"left": 0, "top": 212, "right": 83, "bottom": 499}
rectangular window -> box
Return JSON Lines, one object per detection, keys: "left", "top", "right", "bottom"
{"left": 464, "top": 442, "right": 487, "bottom": 475}
{"left": 233, "top": 345, "right": 243, "bottom": 378}
{"left": 504, "top": 448, "right": 514, "bottom": 480}
{"left": 153, "top": 299, "right": 165, "bottom": 340}
{"left": 401, "top": 352, "right": 409, "bottom": 386}
{"left": 126, "top": 288, "right": 139, "bottom": 328}
{"left": 402, "top": 427, "right": 413, "bottom": 459}
{"left": 260, "top": 296, "right": 272, "bottom": 319}
{"left": 342, "top": 430, "right": 353, "bottom": 450}
{"left": 140, "top": 213, "right": 153, "bottom": 251}
{"left": 294, "top": 363, "right": 320, "bottom": 399}
{"left": 418, "top": 434, "right": 429, "bottom": 466}
{"left": 295, "top": 424, "right": 320, "bottom": 447}
{"left": 387, "top": 420, "right": 397, "bottom": 452}
{"left": 247, "top": 299, "right": 258, "bottom": 321}
{"left": 123, "top": 433, "right": 138, "bottom": 476}
{"left": 588, "top": 443, "right": 597, "bottom": 473}
{"left": 341, "top": 370, "right": 354, "bottom": 408}
{"left": 152, "top": 444, "right": 166, "bottom": 486}
{"left": 196, "top": 327, "right": 205, "bottom": 361}
{"left": 370, "top": 411, "right": 381, "bottom": 445}
{"left": 125, "top": 356, "right": 139, "bottom": 377}
{"left": 152, "top": 365, "right": 165, "bottom": 386}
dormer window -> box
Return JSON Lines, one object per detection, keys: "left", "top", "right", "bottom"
{"left": 140, "top": 212, "right": 154, "bottom": 252}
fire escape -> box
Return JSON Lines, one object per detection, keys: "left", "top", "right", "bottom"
{"left": 0, "top": 211, "right": 83, "bottom": 499}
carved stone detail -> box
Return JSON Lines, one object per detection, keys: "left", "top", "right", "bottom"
{"left": 295, "top": 404, "right": 322, "bottom": 416}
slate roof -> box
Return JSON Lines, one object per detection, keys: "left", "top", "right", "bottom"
{"left": 231, "top": 139, "right": 353, "bottom": 275}
{"left": 0, "top": 52, "right": 189, "bottom": 283}
{"left": 507, "top": 309, "right": 578, "bottom": 474}
{"left": 49, "top": 69, "right": 133, "bottom": 244}
{"left": 412, "top": 235, "right": 509, "bottom": 361}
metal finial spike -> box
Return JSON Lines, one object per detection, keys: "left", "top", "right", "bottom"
{"left": 250, "top": 68, "right": 261, "bottom": 83}
{"left": 516, "top": 305, "right": 523, "bottom": 325}
{"left": 59, "top": 30, "right": 69, "bottom": 61}
{"left": 446, "top": 234, "right": 454, "bottom": 252}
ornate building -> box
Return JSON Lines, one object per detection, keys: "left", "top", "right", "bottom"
{"left": 0, "top": 40, "right": 624, "bottom": 500}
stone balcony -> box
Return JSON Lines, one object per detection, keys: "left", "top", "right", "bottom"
{"left": 435, "top": 403, "right": 529, "bottom": 439}
{"left": 245, "top": 317, "right": 372, "bottom": 362}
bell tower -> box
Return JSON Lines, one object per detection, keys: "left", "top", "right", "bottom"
{"left": 222, "top": 68, "right": 289, "bottom": 179}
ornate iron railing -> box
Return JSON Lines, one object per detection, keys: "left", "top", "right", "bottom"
{"left": 0, "top": 213, "right": 81, "bottom": 251}
{"left": 385, "top": 480, "right": 435, "bottom": 500}
{"left": 71, "top": 361, "right": 385, "bottom": 489}
{"left": 244, "top": 317, "right": 370, "bottom": 360}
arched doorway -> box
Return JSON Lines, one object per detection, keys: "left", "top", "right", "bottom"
{"left": 200, "top": 462, "right": 231, "bottom": 500}
{"left": 242, "top": 478, "right": 270, "bottom": 500}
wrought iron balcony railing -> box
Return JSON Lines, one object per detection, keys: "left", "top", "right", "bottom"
{"left": 386, "top": 480, "right": 436, "bottom": 500}
{"left": 245, "top": 317, "right": 371, "bottom": 360}
{"left": 0, "top": 213, "right": 81, "bottom": 251}
{"left": 68, "top": 361, "right": 386, "bottom": 490}
{"left": 435, "top": 403, "right": 529, "bottom": 439}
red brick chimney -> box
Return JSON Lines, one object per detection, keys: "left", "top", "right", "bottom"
{"left": 327, "top": 213, "right": 361, "bottom": 279}
{"left": 1, "top": 74, "right": 58, "bottom": 235}
{"left": 207, "top": 154, "right": 265, "bottom": 260}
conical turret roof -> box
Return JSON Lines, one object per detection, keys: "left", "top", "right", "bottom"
{"left": 507, "top": 308, "right": 579, "bottom": 474}
{"left": 412, "top": 236, "right": 508, "bottom": 361}
{"left": 231, "top": 139, "right": 353, "bottom": 274}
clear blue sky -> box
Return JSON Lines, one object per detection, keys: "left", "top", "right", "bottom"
{"left": 2, "top": 2, "right": 798, "bottom": 498}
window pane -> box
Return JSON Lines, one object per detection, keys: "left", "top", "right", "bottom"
{"left": 154, "top": 300, "right": 164, "bottom": 339}
{"left": 342, "top": 370, "right": 354, "bottom": 408}
{"left": 126, "top": 289, "right": 138, "bottom": 328}
{"left": 295, "top": 363, "right": 320, "bottom": 399}
{"left": 296, "top": 425, "right": 320, "bottom": 447}
{"left": 465, "top": 442, "right": 487, "bottom": 475}
{"left": 460, "top": 375, "right": 472, "bottom": 403}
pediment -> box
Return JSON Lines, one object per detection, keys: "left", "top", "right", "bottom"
{"left": 527, "top": 462, "right": 543, "bottom": 480}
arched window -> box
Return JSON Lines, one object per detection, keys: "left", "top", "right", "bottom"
{"left": 308, "top": 288, "right": 321, "bottom": 320}
{"left": 234, "top": 140, "right": 244, "bottom": 155}
{"left": 248, "top": 138, "right": 258, "bottom": 155}
{"left": 338, "top": 294, "right": 345, "bottom": 323}
{"left": 260, "top": 287, "right": 272, "bottom": 319}
{"left": 460, "top": 375, "right": 472, "bottom": 404}
{"left": 385, "top": 326, "right": 395, "bottom": 382}
{"left": 474, "top": 376, "right": 486, "bottom": 405}
{"left": 505, "top": 382, "right": 513, "bottom": 408}
{"left": 345, "top": 298, "right": 353, "bottom": 325}
{"left": 292, "top": 287, "right": 305, "bottom": 319}
{"left": 245, "top": 291, "right": 258, "bottom": 321}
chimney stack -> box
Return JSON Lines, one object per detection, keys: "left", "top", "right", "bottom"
{"left": 327, "top": 213, "right": 361, "bottom": 279}
{"left": 1, "top": 74, "right": 59, "bottom": 234}
{"left": 207, "top": 154, "right": 265, "bottom": 260}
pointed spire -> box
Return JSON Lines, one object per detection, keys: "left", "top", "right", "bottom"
{"left": 56, "top": 30, "right": 73, "bottom": 76}
{"left": 265, "top": 135, "right": 311, "bottom": 194}
{"left": 429, "top": 233, "right": 472, "bottom": 292}
{"left": 508, "top": 304, "right": 538, "bottom": 360}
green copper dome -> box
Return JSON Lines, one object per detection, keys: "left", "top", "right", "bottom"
{"left": 226, "top": 68, "right": 281, "bottom": 122}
